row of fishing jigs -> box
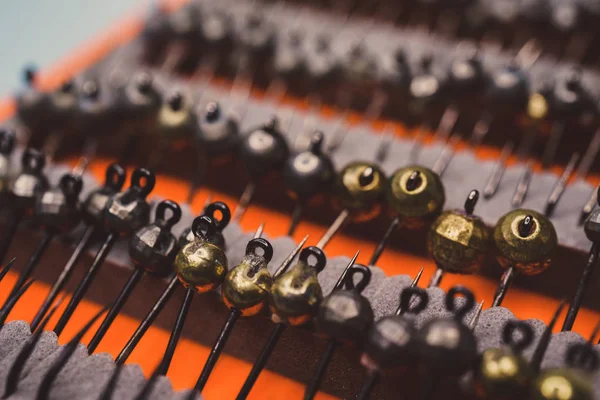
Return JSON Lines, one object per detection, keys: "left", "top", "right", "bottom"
{"left": 260, "top": 0, "right": 600, "bottom": 52}
{"left": 0, "top": 135, "right": 598, "bottom": 397}
{"left": 12, "top": 0, "right": 600, "bottom": 221}
{"left": 11, "top": 45, "right": 600, "bottom": 231}
{"left": 14, "top": 0, "right": 600, "bottom": 169}
{"left": 6, "top": 43, "right": 600, "bottom": 328}
{"left": 0, "top": 159, "right": 596, "bottom": 400}
{"left": 8, "top": 15, "right": 600, "bottom": 334}
{"left": 134, "top": 0, "right": 600, "bottom": 93}
{"left": 130, "top": 0, "right": 600, "bottom": 123}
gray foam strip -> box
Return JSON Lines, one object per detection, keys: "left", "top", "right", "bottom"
{"left": 0, "top": 293, "right": 598, "bottom": 398}
{"left": 0, "top": 321, "right": 31, "bottom": 360}
{"left": 0, "top": 325, "right": 201, "bottom": 400}
{"left": 47, "top": 353, "right": 114, "bottom": 400}
{"left": 0, "top": 332, "right": 59, "bottom": 397}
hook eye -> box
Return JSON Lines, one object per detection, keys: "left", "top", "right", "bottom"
{"left": 398, "top": 287, "right": 429, "bottom": 315}
{"left": 566, "top": 343, "right": 599, "bottom": 372}
{"left": 22, "top": 148, "right": 45, "bottom": 173}
{"left": 59, "top": 174, "right": 83, "bottom": 199}
{"left": 192, "top": 215, "right": 217, "bottom": 242}
{"left": 245, "top": 238, "right": 273, "bottom": 263}
{"left": 299, "top": 246, "right": 327, "bottom": 273}
{"left": 82, "top": 80, "right": 100, "bottom": 101}
{"left": 134, "top": 71, "right": 153, "bottom": 94}
{"left": 309, "top": 131, "right": 324, "bottom": 154}
{"left": 203, "top": 101, "right": 221, "bottom": 123}
{"left": 0, "top": 129, "right": 15, "bottom": 155}
{"left": 155, "top": 200, "right": 182, "bottom": 229}
{"left": 130, "top": 168, "right": 156, "bottom": 198}
{"left": 59, "top": 79, "right": 74, "bottom": 93}
{"left": 502, "top": 320, "right": 534, "bottom": 354}
{"left": 23, "top": 65, "right": 37, "bottom": 86}
{"left": 264, "top": 115, "right": 280, "bottom": 132}
{"left": 202, "top": 202, "right": 231, "bottom": 232}
{"left": 105, "top": 163, "right": 126, "bottom": 191}
{"left": 342, "top": 264, "right": 371, "bottom": 293}
{"left": 445, "top": 286, "right": 476, "bottom": 320}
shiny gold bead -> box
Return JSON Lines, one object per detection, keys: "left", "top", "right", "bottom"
{"left": 494, "top": 209, "right": 557, "bottom": 276}
{"left": 386, "top": 165, "right": 445, "bottom": 229}
{"left": 334, "top": 161, "right": 387, "bottom": 222}
{"left": 158, "top": 92, "right": 195, "bottom": 141}
{"left": 528, "top": 92, "right": 549, "bottom": 121}
{"left": 475, "top": 348, "right": 534, "bottom": 399}
{"left": 427, "top": 191, "right": 490, "bottom": 274}
{"left": 531, "top": 368, "right": 594, "bottom": 400}
{"left": 222, "top": 258, "right": 273, "bottom": 317}
{"left": 174, "top": 240, "right": 228, "bottom": 293}
{"left": 269, "top": 256, "right": 323, "bottom": 326}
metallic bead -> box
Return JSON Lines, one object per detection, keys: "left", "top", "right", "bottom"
{"left": 222, "top": 260, "right": 272, "bottom": 316}
{"left": 409, "top": 54, "right": 444, "bottom": 114}
{"left": 269, "top": 246, "right": 326, "bottom": 326}
{"left": 427, "top": 209, "right": 490, "bottom": 275}
{"left": 475, "top": 348, "right": 534, "bottom": 399}
{"left": 531, "top": 368, "right": 594, "bottom": 400}
{"left": 343, "top": 44, "right": 377, "bottom": 84}
{"left": 10, "top": 149, "right": 49, "bottom": 213}
{"left": 334, "top": 161, "right": 387, "bottom": 222}
{"left": 104, "top": 168, "right": 155, "bottom": 237}
{"left": 283, "top": 131, "right": 334, "bottom": 202}
{"left": 584, "top": 208, "right": 600, "bottom": 243}
{"left": 448, "top": 52, "right": 484, "bottom": 92}
{"left": 195, "top": 101, "right": 239, "bottom": 155}
{"left": 0, "top": 129, "right": 15, "bottom": 196}
{"left": 141, "top": 7, "right": 173, "bottom": 63}
{"left": 77, "top": 80, "right": 116, "bottom": 136}
{"left": 316, "top": 289, "right": 374, "bottom": 343}
{"left": 274, "top": 31, "right": 306, "bottom": 80}
{"left": 47, "top": 80, "right": 78, "bottom": 126}
{"left": 121, "top": 72, "right": 161, "bottom": 123}
{"left": 36, "top": 173, "right": 82, "bottom": 233}
{"left": 528, "top": 93, "right": 549, "bottom": 121}
{"left": 362, "top": 287, "right": 429, "bottom": 372}
{"left": 487, "top": 63, "right": 529, "bottom": 110}
{"left": 418, "top": 318, "right": 478, "bottom": 377}
{"left": 129, "top": 200, "right": 181, "bottom": 277}
{"left": 238, "top": 117, "right": 289, "bottom": 179}
{"left": 494, "top": 209, "right": 557, "bottom": 275}
{"left": 237, "top": 13, "right": 275, "bottom": 55}
{"left": 157, "top": 91, "right": 196, "bottom": 141}
{"left": 386, "top": 165, "right": 445, "bottom": 229}
{"left": 362, "top": 315, "right": 418, "bottom": 371}
{"left": 175, "top": 240, "right": 228, "bottom": 293}
{"left": 16, "top": 67, "right": 49, "bottom": 129}
{"left": 82, "top": 164, "right": 126, "bottom": 226}
{"left": 222, "top": 238, "right": 274, "bottom": 316}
